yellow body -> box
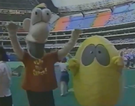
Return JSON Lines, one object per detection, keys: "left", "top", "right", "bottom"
{"left": 68, "top": 36, "right": 124, "bottom": 106}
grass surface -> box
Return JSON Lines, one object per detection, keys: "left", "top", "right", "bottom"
{"left": 9, "top": 62, "right": 135, "bottom": 106}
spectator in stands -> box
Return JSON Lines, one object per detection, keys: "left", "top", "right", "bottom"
{"left": 106, "top": 9, "right": 135, "bottom": 26}
{"left": 58, "top": 57, "right": 69, "bottom": 97}
{"left": 129, "top": 52, "right": 134, "bottom": 68}
{"left": 125, "top": 52, "right": 130, "bottom": 68}
{"left": 120, "top": 48, "right": 135, "bottom": 68}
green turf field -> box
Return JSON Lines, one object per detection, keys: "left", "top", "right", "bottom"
{"left": 8, "top": 62, "right": 135, "bottom": 106}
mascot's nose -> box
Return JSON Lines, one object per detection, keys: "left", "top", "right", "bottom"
{"left": 27, "top": 23, "right": 49, "bottom": 43}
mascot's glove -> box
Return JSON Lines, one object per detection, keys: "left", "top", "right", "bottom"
{"left": 6, "top": 22, "right": 24, "bottom": 60}
{"left": 112, "top": 56, "right": 124, "bottom": 67}
{"left": 57, "top": 29, "right": 81, "bottom": 60}
{"left": 6, "top": 22, "right": 18, "bottom": 36}
{"left": 111, "top": 56, "right": 124, "bottom": 74}
{"left": 71, "top": 29, "right": 82, "bottom": 41}
{"left": 68, "top": 58, "right": 80, "bottom": 75}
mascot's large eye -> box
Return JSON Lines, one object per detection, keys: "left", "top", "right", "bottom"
{"left": 95, "top": 44, "right": 110, "bottom": 66}
{"left": 42, "top": 9, "right": 52, "bottom": 23}
{"left": 31, "top": 8, "right": 42, "bottom": 25}
{"left": 81, "top": 44, "right": 96, "bottom": 66}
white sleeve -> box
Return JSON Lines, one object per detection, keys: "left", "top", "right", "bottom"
{"left": 4, "top": 64, "right": 12, "bottom": 87}
{"left": 4, "top": 63, "right": 12, "bottom": 79}
{"left": 0, "top": 63, "right": 11, "bottom": 80}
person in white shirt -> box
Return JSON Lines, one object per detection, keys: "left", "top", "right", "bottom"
{"left": 58, "top": 57, "right": 69, "bottom": 97}
{"left": 0, "top": 46, "right": 20, "bottom": 106}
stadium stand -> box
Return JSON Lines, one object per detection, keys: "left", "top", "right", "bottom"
{"left": 0, "top": 20, "right": 135, "bottom": 60}
{"left": 53, "top": 3, "right": 135, "bottom": 31}
{"left": 80, "top": 14, "right": 96, "bottom": 29}
{"left": 53, "top": 16, "right": 70, "bottom": 31}
{"left": 113, "top": 4, "right": 129, "bottom": 13}
{"left": 0, "top": 2, "right": 135, "bottom": 61}
{"left": 0, "top": 0, "right": 34, "bottom": 9}
{"left": 0, "top": 14, "right": 31, "bottom": 22}
{"left": 92, "top": 11, "right": 111, "bottom": 27}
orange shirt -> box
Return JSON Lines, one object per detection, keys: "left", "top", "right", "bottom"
{"left": 21, "top": 51, "right": 59, "bottom": 92}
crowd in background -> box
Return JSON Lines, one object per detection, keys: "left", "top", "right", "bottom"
{"left": 111, "top": 38, "right": 135, "bottom": 44}
{"left": 120, "top": 48, "right": 135, "bottom": 68}
{"left": 59, "top": 0, "right": 131, "bottom": 12}
{"left": 107, "top": 10, "right": 135, "bottom": 25}
{"left": 106, "top": 6, "right": 135, "bottom": 26}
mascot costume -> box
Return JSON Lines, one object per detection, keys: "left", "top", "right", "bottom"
{"left": 6, "top": 3, "right": 81, "bottom": 106}
{"left": 68, "top": 36, "right": 124, "bottom": 106}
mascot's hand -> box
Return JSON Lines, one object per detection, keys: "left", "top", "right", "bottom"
{"left": 112, "top": 56, "right": 124, "bottom": 74}
{"left": 71, "top": 29, "right": 82, "bottom": 41}
{"left": 112, "top": 56, "right": 124, "bottom": 66}
{"left": 6, "top": 22, "right": 18, "bottom": 36}
{"left": 68, "top": 58, "right": 80, "bottom": 75}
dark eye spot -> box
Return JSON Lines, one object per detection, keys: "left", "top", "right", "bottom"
{"left": 98, "top": 51, "right": 101, "bottom": 53}
{"left": 35, "top": 12, "right": 38, "bottom": 15}
{"left": 46, "top": 13, "right": 49, "bottom": 15}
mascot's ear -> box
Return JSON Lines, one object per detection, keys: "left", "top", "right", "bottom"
{"left": 23, "top": 18, "right": 30, "bottom": 31}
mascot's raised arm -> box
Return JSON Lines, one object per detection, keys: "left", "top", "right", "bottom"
{"left": 6, "top": 3, "right": 81, "bottom": 106}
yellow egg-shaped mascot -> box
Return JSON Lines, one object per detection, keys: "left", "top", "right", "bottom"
{"left": 68, "top": 36, "right": 124, "bottom": 106}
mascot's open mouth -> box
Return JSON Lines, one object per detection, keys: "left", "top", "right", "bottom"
{"left": 27, "top": 41, "right": 45, "bottom": 59}
{"left": 33, "top": 21, "right": 46, "bottom": 26}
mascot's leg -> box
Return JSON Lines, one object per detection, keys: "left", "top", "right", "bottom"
{"left": 26, "top": 90, "right": 55, "bottom": 106}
